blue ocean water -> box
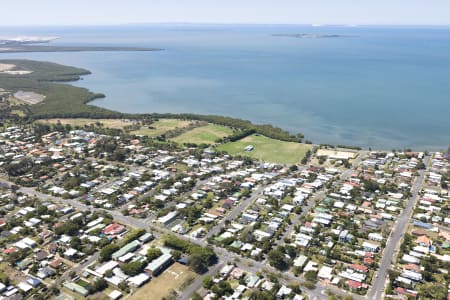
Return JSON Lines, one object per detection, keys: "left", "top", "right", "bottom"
{"left": 0, "top": 24, "right": 449, "bottom": 150}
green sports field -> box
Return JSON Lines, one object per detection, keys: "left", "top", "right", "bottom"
{"left": 217, "top": 134, "right": 311, "bottom": 164}
{"left": 171, "top": 124, "right": 234, "bottom": 145}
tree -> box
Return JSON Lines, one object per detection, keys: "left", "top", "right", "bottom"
{"left": 293, "top": 266, "right": 303, "bottom": 276}
{"left": 121, "top": 260, "right": 146, "bottom": 276}
{"left": 118, "top": 281, "right": 130, "bottom": 293}
{"left": 70, "top": 237, "right": 82, "bottom": 251}
{"left": 190, "top": 292, "right": 202, "bottom": 300}
{"left": 202, "top": 275, "right": 214, "bottom": 289}
{"left": 268, "top": 248, "right": 289, "bottom": 270}
{"left": 111, "top": 149, "right": 128, "bottom": 162}
{"left": 64, "top": 176, "right": 81, "bottom": 190}
{"left": 188, "top": 253, "right": 209, "bottom": 274}
{"left": 99, "top": 244, "right": 120, "bottom": 262}
{"left": 164, "top": 235, "right": 190, "bottom": 252}
{"left": 203, "top": 198, "right": 213, "bottom": 209}
{"left": 249, "top": 290, "right": 276, "bottom": 300}
{"left": 240, "top": 226, "right": 255, "bottom": 243}
{"left": 49, "top": 284, "right": 60, "bottom": 296}
{"left": 241, "top": 188, "right": 251, "bottom": 198}
{"left": 35, "top": 205, "right": 49, "bottom": 216}
{"left": 164, "top": 235, "right": 216, "bottom": 273}
{"left": 120, "top": 229, "right": 146, "bottom": 245}
{"left": 164, "top": 289, "right": 178, "bottom": 300}
{"left": 171, "top": 250, "right": 182, "bottom": 261}
{"left": 285, "top": 245, "right": 297, "bottom": 258}
{"left": 5, "top": 158, "right": 33, "bottom": 176}
{"left": 147, "top": 247, "right": 163, "bottom": 261}
{"left": 211, "top": 281, "right": 233, "bottom": 297}
{"left": 92, "top": 278, "right": 108, "bottom": 292}
{"left": 54, "top": 220, "right": 81, "bottom": 236}
{"left": 0, "top": 270, "right": 10, "bottom": 286}
{"left": 418, "top": 282, "right": 447, "bottom": 299}
{"left": 385, "top": 282, "right": 393, "bottom": 295}
{"left": 182, "top": 206, "right": 202, "bottom": 225}
{"left": 303, "top": 281, "right": 316, "bottom": 290}
{"left": 304, "top": 270, "right": 317, "bottom": 282}
{"left": 7, "top": 249, "right": 29, "bottom": 265}
{"left": 416, "top": 161, "right": 426, "bottom": 169}
{"left": 104, "top": 269, "right": 113, "bottom": 278}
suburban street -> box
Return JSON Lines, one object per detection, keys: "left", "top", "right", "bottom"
{"left": 277, "top": 190, "right": 326, "bottom": 248}
{"left": 0, "top": 150, "right": 424, "bottom": 300}
{"left": 2, "top": 177, "right": 358, "bottom": 300}
{"left": 204, "top": 185, "right": 265, "bottom": 239}
{"left": 57, "top": 252, "right": 100, "bottom": 285}
{"left": 179, "top": 261, "right": 225, "bottom": 300}
{"left": 367, "top": 155, "right": 430, "bottom": 300}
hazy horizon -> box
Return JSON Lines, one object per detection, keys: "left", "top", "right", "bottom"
{"left": 2, "top": 23, "right": 450, "bottom": 28}
{"left": 1, "top": 0, "right": 450, "bottom": 27}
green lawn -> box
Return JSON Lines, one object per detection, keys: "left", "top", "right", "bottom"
{"left": 217, "top": 134, "right": 312, "bottom": 164}
{"left": 37, "top": 118, "right": 134, "bottom": 129}
{"left": 38, "top": 118, "right": 195, "bottom": 138}
{"left": 131, "top": 119, "right": 193, "bottom": 137}
{"left": 10, "top": 109, "right": 26, "bottom": 117}
{"left": 171, "top": 124, "right": 234, "bottom": 145}
{"left": 76, "top": 279, "right": 91, "bottom": 288}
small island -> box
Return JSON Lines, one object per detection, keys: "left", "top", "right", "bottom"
{"left": 272, "top": 33, "right": 354, "bottom": 39}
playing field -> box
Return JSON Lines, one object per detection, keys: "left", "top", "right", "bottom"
{"left": 131, "top": 119, "right": 193, "bottom": 137}
{"left": 36, "top": 118, "right": 135, "bottom": 129}
{"left": 217, "top": 134, "right": 312, "bottom": 164}
{"left": 171, "top": 124, "right": 234, "bottom": 145}
{"left": 36, "top": 118, "right": 193, "bottom": 137}
{"left": 10, "top": 109, "right": 26, "bottom": 117}
{"left": 129, "top": 263, "right": 196, "bottom": 300}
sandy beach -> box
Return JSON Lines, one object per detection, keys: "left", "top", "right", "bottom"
{"left": 0, "top": 63, "right": 15, "bottom": 72}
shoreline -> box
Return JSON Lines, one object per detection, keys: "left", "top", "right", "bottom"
{"left": 1, "top": 58, "right": 447, "bottom": 152}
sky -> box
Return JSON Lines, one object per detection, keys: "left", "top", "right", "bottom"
{"left": 1, "top": 0, "right": 450, "bottom": 26}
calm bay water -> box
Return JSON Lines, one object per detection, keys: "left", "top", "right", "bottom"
{"left": 1, "top": 25, "right": 450, "bottom": 150}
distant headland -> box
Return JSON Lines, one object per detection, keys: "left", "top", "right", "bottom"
{"left": 0, "top": 35, "right": 162, "bottom": 53}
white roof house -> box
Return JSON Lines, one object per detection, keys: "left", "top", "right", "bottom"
{"left": 318, "top": 266, "right": 333, "bottom": 280}
{"left": 108, "top": 290, "right": 122, "bottom": 300}
{"left": 95, "top": 261, "right": 119, "bottom": 276}
{"left": 127, "top": 273, "right": 150, "bottom": 287}
{"left": 64, "top": 248, "right": 78, "bottom": 257}
{"left": 18, "top": 282, "right": 33, "bottom": 292}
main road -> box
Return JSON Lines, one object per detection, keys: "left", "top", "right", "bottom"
{"left": 367, "top": 155, "right": 430, "bottom": 300}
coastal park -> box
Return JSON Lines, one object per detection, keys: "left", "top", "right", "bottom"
{"left": 37, "top": 118, "right": 193, "bottom": 137}
{"left": 170, "top": 123, "right": 234, "bottom": 145}
{"left": 217, "top": 134, "right": 312, "bottom": 164}
{"left": 36, "top": 117, "right": 311, "bottom": 164}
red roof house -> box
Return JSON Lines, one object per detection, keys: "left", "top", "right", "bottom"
{"left": 103, "top": 223, "right": 126, "bottom": 235}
